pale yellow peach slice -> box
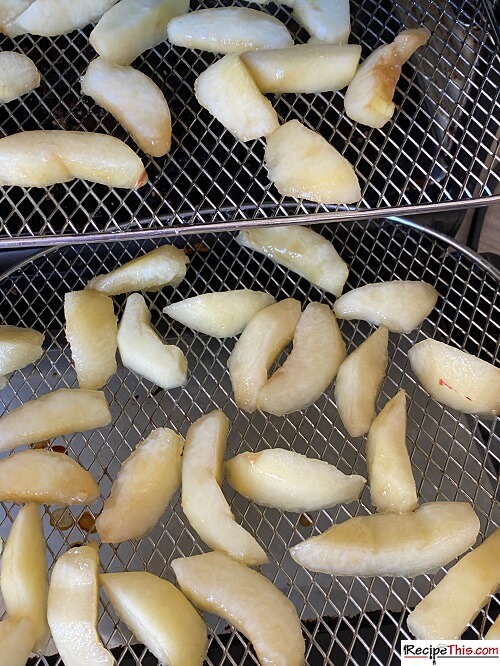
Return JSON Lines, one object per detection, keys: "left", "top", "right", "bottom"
{"left": 0, "top": 617, "right": 36, "bottom": 666}
{"left": 100, "top": 572, "right": 207, "bottom": 666}
{"left": 0, "top": 0, "right": 33, "bottom": 30}
{"left": 0, "top": 52, "right": 39, "bottom": 102}
{"left": 293, "top": 0, "right": 350, "bottom": 44}
{"left": 0, "top": 324, "right": 44, "bottom": 387}
{"left": 4, "top": 0, "right": 117, "bottom": 36}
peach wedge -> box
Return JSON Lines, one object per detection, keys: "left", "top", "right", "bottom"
{"left": 0, "top": 324, "right": 44, "bottom": 388}
{"left": 4, "top": 0, "right": 116, "bottom": 36}
{"left": 0, "top": 617, "right": 36, "bottom": 666}
{"left": 0, "top": 52, "right": 39, "bottom": 102}
{"left": 293, "top": 0, "right": 350, "bottom": 44}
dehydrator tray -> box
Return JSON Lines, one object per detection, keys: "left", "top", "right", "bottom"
{"left": 0, "top": 217, "right": 498, "bottom": 665}
{"left": 0, "top": 0, "right": 498, "bottom": 247}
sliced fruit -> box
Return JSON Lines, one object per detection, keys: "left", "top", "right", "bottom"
{"left": 0, "top": 450, "right": 99, "bottom": 505}
{"left": 4, "top": 0, "right": 117, "bottom": 36}
{"left": 237, "top": 225, "right": 349, "bottom": 297}
{"left": 172, "top": 552, "right": 305, "bottom": 666}
{"left": 100, "top": 572, "right": 207, "bottom": 666}
{"left": 1, "top": 504, "right": 49, "bottom": 653}
{"left": 408, "top": 339, "right": 500, "bottom": 417}
{"left": 182, "top": 410, "right": 267, "bottom": 566}
{"left": 334, "top": 326, "right": 389, "bottom": 437}
{"left": 290, "top": 501, "right": 480, "bottom": 577}
{"left": 293, "top": 0, "right": 350, "bottom": 44}
{"left": 366, "top": 390, "right": 418, "bottom": 514}
{"left": 0, "top": 130, "right": 147, "bottom": 189}
{"left": 163, "top": 290, "right": 275, "bottom": 337}
{"left": 333, "top": 280, "right": 438, "bottom": 333}
{"left": 0, "top": 52, "right": 39, "bottom": 102}
{"left": 87, "top": 244, "right": 188, "bottom": 295}
{"left": 0, "top": 617, "right": 36, "bottom": 666}
{"left": 65, "top": 289, "right": 118, "bottom": 390}
{"left": 0, "top": 0, "right": 34, "bottom": 30}
{"left": 0, "top": 324, "right": 44, "bottom": 386}
{"left": 0, "top": 388, "right": 112, "bottom": 451}
{"left": 485, "top": 617, "right": 500, "bottom": 640}
{"left": 241, "top": 43, "right": 360, "bottom": 94}
{"left": 408, "top": 529, "right": 500, "bottom": 640}
{"left": 96, "top": 427, "right": 183, "bottom": 543}
{"left": 47, "top": 546, "right": 114, "bottom": 666}
{"left": 344, "top": 28, "right": 430, "bottom": 128}
{"left": 167, "top": 7, "right": 293, "bottom": 53}
{"left": 82, "top": 57, "right": 171, "bottom": 157}
{"left": 257, "top": 303, "right": 346, "bottom": 415}
{"left": 265, "top": 120, "right": 361, "bottom": 205}
{"left": 228, "top": 298, "right": 301, "bottom": 412}
{"left": 90, "top": 0, "right": 189, "bottom": 66}
{"left": 117, "top": 293, "right": 187, "bottom": 390}
{"left": 225, "top": 448, "right": 365, "bottom": 512}
{"left": 194, "top": 54, "right": 279, "bottom": 142}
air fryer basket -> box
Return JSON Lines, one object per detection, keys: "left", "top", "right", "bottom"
{"left": 0, "top": 217, "right": 498, "bottom": 665}
{"left": 0, "top": 0, "right": 498, "bottom": 246}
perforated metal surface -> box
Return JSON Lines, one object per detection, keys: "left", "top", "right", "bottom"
{"left": 0, "top": 0, "right": 498, "bottom": 246}
{"left": 0, "top": 218, "right": 498, "bottom": 664}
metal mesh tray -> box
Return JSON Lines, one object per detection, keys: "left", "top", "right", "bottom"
{"left": 0, "top": 217, "right": 498, "bottom": 665}
{"left": 0, "top": 0, "right": 499, "bottom": 246}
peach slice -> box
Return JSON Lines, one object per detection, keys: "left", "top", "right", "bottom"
{"left": 290, "top": 502, "right": 480, "bottom": 577}
{"left": 100, "top": 572, "right": 207, "bottom": 666}
{"left": 65, "top": 289, "right": 118, "bottom": 390}
{"left": 0, "top": 52, "right": 39, "bottom": 102}
{"left": 334, "top": 326, "right": 389, "bottom": 437}
{"left": 237, "top": 225, "right": 349, "bottom": 297}
{"left": 1, "top": 504, "right": 49, "bottom": 653}
{"left": 228, "top": 298, "right": 301, "bottom": 412}
{"left": 182, "top": 410, "right": 267, "bottom": 566}
{"left": 0, "top": 450, "right": 99, "bottom": 505}
{"left": 0, "top": 617, "right": 36, "bottom": 666}
{"left": 0, "top": 0, "right": 34, "bottom": 29}
{"left": 486, "top": 617, "right": 500, "bottom": 640}
{"left": 257, "top": 302, "right": 346, "bottom": 415}
{"left": 96, "top": 427, "right": 183, "bottom": 543}
{"left": 172, "top": 552, "right": 305, "bottom": 666}
{"left": 225, "top": 448, "right": 365, "bottom": 512}
{"left": 408, "top": 339, "right": 500, "bottom": 417}
{"left": 293, "top": 0, "right": 350, "bottom": 44}
{"left": 0, "top": 388, "right": 111, "bottom": 451}
{"left": 408, "top": 529, "right": 500, "bottom": 640}
{"left": 4, "top": 0, "right": 117, "bottom": 36}
{"left": 0, "top": 324, "right": 44, "bottom": 388}
{"left": 47, "top": 546, "right": 114, "bottom": 666}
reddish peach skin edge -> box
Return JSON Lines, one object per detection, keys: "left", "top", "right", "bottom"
{"left": 136, "top": 170, "right": 148, "bottom": 189}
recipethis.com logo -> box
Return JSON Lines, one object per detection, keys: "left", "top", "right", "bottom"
{"left": 401, "top": 640, "right": 500, "bottom": 665}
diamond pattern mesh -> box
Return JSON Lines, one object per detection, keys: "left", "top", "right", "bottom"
{"left": 0, "top": 0, "right": 498, "bottom": 244}
{"left": 0, "top": 218, "right": 498, "bottom": 664}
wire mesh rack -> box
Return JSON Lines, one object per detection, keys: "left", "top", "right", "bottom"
{"left": 0, "top": 217, "right": 498, "bottom": 665}
{"left": 0, "top": 0, "right": 498, "bottom": 246}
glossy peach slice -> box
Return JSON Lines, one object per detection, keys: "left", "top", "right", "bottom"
{"left": 0, "top": 324, "right": 44, "bottom": 388}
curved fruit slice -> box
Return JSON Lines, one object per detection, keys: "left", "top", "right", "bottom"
{"left": 334, "top": 326, "right": 389, "bottom": 437}
{"left": 486, "top": 617, "right": 500, "bottom": 640}
{"left": 117, "top": 293, "right": 187, "bottom": 390}
{"left": 408, "top": 529, "right": 500, "bottom": 640}
{"left": 172, "top": 552, "right": 305, "bottom": 666}
{"left": 228, "top": 298, "right": 301, "bottom": 412}
{"left": 408, "top": 339, "right": 500, "bottom": 417}
{"left": 226, "top": 448, "right": 365, "bottom": 512}
{"left": 257, "top": 302, "right": 346, "bottom": 415}
{"left": 0, "top": 617, "right": 36, "bottom": 666}
{"left": 0, "top": 450, "right": 99, "bottom": 505}
{"left": 1, "top": 504, "right": 49, "bottom": 653}
{"left": 90, "top": 0, "right": 189, "bottom": 66}
{"left": 344, "top": 28, "right": 430, "bottom": 128}
{"left": 333, "top": 280, "right": 438, "bottom": 333}
{"left": 96, "top": 427, "right": 183, "bottom": 543}
{"left": 290, "top": 502, "right": 479, "bottom": 577}
{"left": 182, "top": 410, "right": 267, "bottom": 566}
{"left": 82, "top": 57, "right": 171, "bottom": 157}
{"left": 0, "top": 324, "right": 44, "bottom": 386}
{"left": 47, "top": 546, "right": 114, "bottom": 666}
{"left": 0, "top": 52, "right": 39, "bottom": 102}
{"left": 163, "top": 290, "right": 275, "bottom": 337}
{"left": 100, "top": 572, "right": 207, "bottom": 666}
{"left": 366, "top": 390, "right": 418, "bottom": 514}
{"left": 237, "top": 225, "right": 348, "bottom": 297}
{"left": 241, "top": 43, "right": 360, "bottom": 94}
{"left": 167, "top": 7, "right": 293, "bottom": 54}
{"left": 293, "top": 0, "right": 350, "bottom": 44}
{"left": 0, "top": 388, "right": 111, "bottom": 451}
{"left": 0, "top": 130, "right": 147, "bottom": 188}
{"left": 0, "top": 0, "right": 34, "bottom": 30}
{"left": 4, "top": 0, "right": 116, "bottom": 35}
{"left": 65, "top": 290, "right": 118, "bottom": 390}
{"left": 265, "top": 120, "right": 361, "bottom": 205}
{"left": 87, "top": 245, "right": 188, "bottom": 295}
{"left": 194, "top": 54, "right": 279, "bottom": 142}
